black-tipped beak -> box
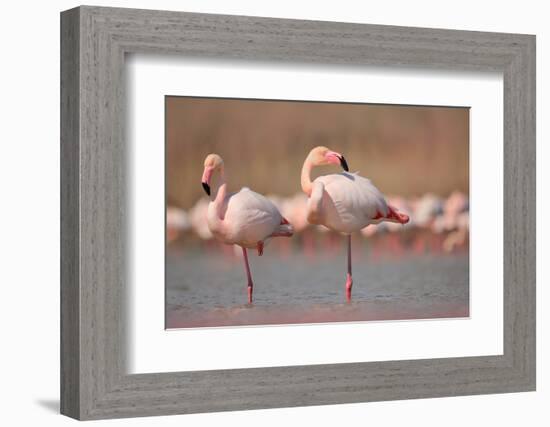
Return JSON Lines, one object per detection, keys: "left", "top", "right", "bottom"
{"left": 202, "top": 182, "right": 211, "bottom": 196}
{"left": 339, "top": 155, "right": 349, "bottom": 172}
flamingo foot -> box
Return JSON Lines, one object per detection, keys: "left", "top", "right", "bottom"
{"left": 345, "top": 273, "right": 353, "bottom": 302}
{"left": 257, "top": 241, "right": 264, "bottom": 256}
{"left": 247, "top": 285, "right": 253, "bottom": 304}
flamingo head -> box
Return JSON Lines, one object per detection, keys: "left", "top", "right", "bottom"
{"left": 307, "top": 146, "right": 349, "bottom": 171}
{"left": 201, "top": 153, "right": 224, "bottom": 196}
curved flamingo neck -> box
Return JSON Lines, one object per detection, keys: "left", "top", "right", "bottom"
{"left": 211, "top": 168, "right": 227, "bottom": 220}
{"left": 301, "top": 158, "right": 314, "bottom": 196}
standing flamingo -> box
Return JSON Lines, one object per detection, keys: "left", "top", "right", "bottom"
{"left": 201, "top": 154, "right": 294, "bottom": 303}
{"left": 301, "top": 146, "right": 410, "bottom": 301}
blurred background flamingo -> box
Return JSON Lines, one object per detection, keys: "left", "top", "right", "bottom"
{"left": 166, "top": 205, "right": 191, "bottom": 244}
{"left": 168, "top": 190, "right": 468, "bottom": 256}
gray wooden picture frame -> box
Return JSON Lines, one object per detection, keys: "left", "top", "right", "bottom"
{"left": 60, "top": 5, "right": 536, "bottom": 420}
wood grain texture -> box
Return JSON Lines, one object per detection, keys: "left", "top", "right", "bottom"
{"left": 60, "top": 7, "right": 80, "bottom": 419}
{"left": 60, "top": 6, "right": 536, "bottom": 420}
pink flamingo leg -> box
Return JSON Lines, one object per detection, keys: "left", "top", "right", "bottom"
{"left": 242, "top": 247, "right": 254, "bottom": 304}
{"left": 345, "top": 234, "right": 353, "bottom": 302}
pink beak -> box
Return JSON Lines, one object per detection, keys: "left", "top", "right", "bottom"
{"left": 201, "top": 166, "right": 213, "bottom": 196}
{"left": 325, "top": 151, "right": 349, "bottom": 171}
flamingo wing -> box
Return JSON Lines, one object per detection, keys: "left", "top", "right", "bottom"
{"left": 223, "top": 188, "right": 284, "bottom": 246}
{"left": 315, "top": 172, "right": 390, "bottom": 232}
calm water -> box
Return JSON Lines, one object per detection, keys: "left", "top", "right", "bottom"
{"left": 166, "top": 241, "right": 469, "bottom": 328}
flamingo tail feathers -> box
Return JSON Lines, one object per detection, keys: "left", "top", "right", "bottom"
{"left": 372, "top": 205, "right": 410, "bottom": 224}
{"left": 271, "top": 217, "right": 294, "bottom": 237}
{"left": 385, "top": 205, "right": 410, "bottom": 224}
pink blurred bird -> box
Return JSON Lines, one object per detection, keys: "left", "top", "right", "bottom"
{"left": 166, "top": 206, "right": 191, "bottom": 243}
{"left": 301, "top": 146, "right": 410, "bottom": 301}
{"left": 201, "top": 154, "right": 294, "bottom": 303}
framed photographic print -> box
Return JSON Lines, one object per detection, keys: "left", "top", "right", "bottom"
{"left": 61, "top": 5, "right": 536, "bottom": 420}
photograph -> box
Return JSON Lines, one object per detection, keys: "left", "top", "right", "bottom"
{"left": 165, "top": 96, "right": 470, "bottom": 328}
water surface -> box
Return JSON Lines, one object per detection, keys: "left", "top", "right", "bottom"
{"left": 166, "top": 241, "right": 469, "bottom": 328}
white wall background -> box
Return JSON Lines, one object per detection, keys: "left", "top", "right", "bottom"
{"left": 0, "top": 0, "right": 546, "bottom": 425}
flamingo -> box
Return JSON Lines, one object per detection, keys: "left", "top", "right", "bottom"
{"left": 166, "top": 206, "right": 191, "bottom": 243}
{"left": 301, "top": 146, "right": 410, "bottom": 301}
{"left": 411, "top": 193, "right": 444, "bottom": 254}
{"left": 201, "top": 154, "right": 294, "bottom": 303}
{"left": 189, "top": 197, "right": 213, "bottom": 241}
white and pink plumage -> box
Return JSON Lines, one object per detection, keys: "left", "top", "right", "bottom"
{"left": 301, "top": 146, "right": 410, "bottom": 301}
{"left": 201, "top": 154, "right": 294, "bottom": 303}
